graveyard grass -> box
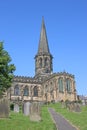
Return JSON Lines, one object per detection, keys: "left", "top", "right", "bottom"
{"left": 0, "top": 105, "right": 56, "bottom": 130}
{"left": 0, "top": 103, "right": 87, "bottom": 130}
{"left": 49, "top": 103, "right": 87, "bottom": 130}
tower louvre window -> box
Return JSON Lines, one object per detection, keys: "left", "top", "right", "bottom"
{"left": 44, "top": 58, "right": 48, "bottom": 66}
{"left": 39, "top": 58, "right": 42, "bottom": 68}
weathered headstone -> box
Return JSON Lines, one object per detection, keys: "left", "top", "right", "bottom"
{"left": 0, "top": 98, "right": 9, "bottom": 118}
{"left": 82, "top": 100, "right": 85, "bottom": 105}
{"left": 30, "top": 102, "right": 41, "bottom": 121}
{"left": 61, "top": 101, "right": 66, "bottom": 108}
{"left": 66, "top": 102, "right": 81, "bottom": 112}
{"left": 14, "top": 104, "right": 19, "bottom": 113}
{"left": 74, "top": 103, "right": 81, "bottom": 112}
{"left": 23, "top": 101, "right": 31, "bottom": 116}
{"left": 69, "top": 102, "right": 74, "bottom": 112}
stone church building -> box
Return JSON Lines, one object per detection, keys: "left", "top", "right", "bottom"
{"left": 8, "top": 18, "right": 77, "bottom": 103}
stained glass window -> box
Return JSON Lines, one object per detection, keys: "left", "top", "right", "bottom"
{"left": 14, "top": 85, "right": 20, "bottom": 95}
{"left": 24, "top": 87, "right": 29, "bottom": 96}
{"left": 66, "top": 79, "right": 71, "bottom": 92}
{"left": 58, "top": 78, "right": 63, "bottom": 92}
{"left": 33, "top": 86, "right": 38, "bottom": 96}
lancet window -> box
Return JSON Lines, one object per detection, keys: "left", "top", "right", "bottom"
{"left": 33, "top": 86, "right": 38, "bottom": 97}
{"left": 58, "top": 78, "right": 63, "bottom": 92}
{"left": 14, "top": 85, "right": 20, "bottom": 95}
{"left": 24, "top": 86, "right": 29, "bottom": 96}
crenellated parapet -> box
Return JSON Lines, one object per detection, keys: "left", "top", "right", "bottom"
{"left": 13, "top": 75, "right": 42, "bottom": 84}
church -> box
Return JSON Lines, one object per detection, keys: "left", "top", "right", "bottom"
{"left": 8, "top": 18, "right": 77, "bottom": 103}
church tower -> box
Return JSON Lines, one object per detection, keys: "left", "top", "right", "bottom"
{"left": 35, "top": 18, "right": 53, "bottom": 76}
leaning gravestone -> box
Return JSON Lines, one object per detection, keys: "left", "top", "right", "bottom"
{"left": 14, "top": 104, "right": 19, "bottom": 113}
{"left": 0, "top": 98, "right": 9, "bottom": 118}
{"left": 29, "top": 102, "right": 41, "bottom": 121}
{"left": 23, "top": 101, "right": 31, "bottom": 116}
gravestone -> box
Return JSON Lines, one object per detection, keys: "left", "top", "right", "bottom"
{"left": 82, "top": 100, "right": 85, "bottom": 105}
{"left": 30, "top": 102, "right": 41, "bottom": 121}
{"left": 66, "top": 102, "right": 81, "bottom": 112}
{"left": 0, "top": 98, "right": 9, "bottom": 118}
{"left": 14, "top": 104, "right": 19, "bottom": 113}
{"left": 61, "top": 101, "right": 66, "bottom": 108}
{"left": 23, "top": 101, "right": 31, "bottom": 116}
{"left": 74, "top": 103, "right": 81, "bottom": 112}
{"left": 66, "top": 103, "right": 71, "bottom": 110}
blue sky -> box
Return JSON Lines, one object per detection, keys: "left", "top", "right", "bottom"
{"left": 0, "top": 0, "right": 87, "bottom": 95}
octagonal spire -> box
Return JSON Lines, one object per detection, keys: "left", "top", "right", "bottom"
{"left": 38, "top": 17, "right": 50, "bottom": 54}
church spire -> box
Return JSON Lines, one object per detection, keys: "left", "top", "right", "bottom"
{"left": 35, "top": 18, "right": 53, "bottom": 76}
{"left": 38, "top": 17, "right": 50, "bottom": 54}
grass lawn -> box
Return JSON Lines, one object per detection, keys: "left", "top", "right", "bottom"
{"left": 49, "top": 103, "right": 87, "bottom": 130}
{"left": 0, "top": 106, "right": 56, "bottom": 130}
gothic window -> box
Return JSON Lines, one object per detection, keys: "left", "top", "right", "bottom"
{"left": 58, "top": 78, "right": 63, "bottom": 92}
{"left": 39, "top": 58, "right": 42, "bottom": 68}
{"left": 44, "top": 58, "right": 47, "bottom": 66}
{"left": 50, "top": 82, "right": 53, "bottom": 92}
{"left": 33, "top": 86, "right": 38, "bottom": 97}
{"left": 66, "top": 79, "right": 71, "bottom": 92}
{"left": 14, "top": 85, "right": 20, "bottom": 95}
{"left": 46, "top": 68, "right": 49, "bottom": 73}
{"left": 24, "top": 86, "right": 29, "bottom": 96}
{"left": 45, "top": 85, "right": 48, "bottom": 93}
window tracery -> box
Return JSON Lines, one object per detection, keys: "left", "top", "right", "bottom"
{"left": 14, "top": 85, "right": 20, "bottom": 95}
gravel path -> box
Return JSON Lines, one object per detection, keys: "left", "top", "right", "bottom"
{"left": 48, "top": 108, "right": 77, "bottom": 130}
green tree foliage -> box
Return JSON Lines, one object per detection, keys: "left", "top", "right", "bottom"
{"left": 0, "top": 42, "right": 16, "bottom": 96}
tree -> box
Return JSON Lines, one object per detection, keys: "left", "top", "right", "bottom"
{"left": 0, "top": 42, "right": 16, "bottom": 97}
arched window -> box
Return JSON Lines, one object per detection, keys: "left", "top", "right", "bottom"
{"left": 24, "top": 86, "right": 29, "bottom": 96}
{"left": 66, "top": 79, "right": 71, "bottom": 92}
{"left": 45, "top": 85, "right": 48, "bottom": 93}
{"left": 33, "top": 86, "right": 38, "bottom": 97}
{"left": 44, "top": 58, "right": 47, "bottom": 66}
{"left": 14, "top": 85, "right": 20, "bottom": 95}
{"left": 39, "top": 58, "right": 42, "bottom": 68}
{"left": 50, "top": 82, "right": 53, "bottom": 92}
{"left": 58, "top": 78, "right": 63, "bottom": 92}
{"left": 44, "top": 58, "right": 49, "bottom": 66}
